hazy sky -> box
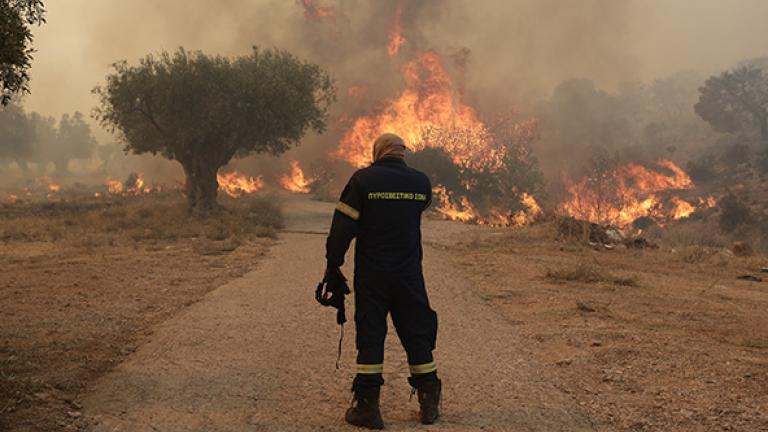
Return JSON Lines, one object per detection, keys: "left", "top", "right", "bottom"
{"left": 24, "top": 0, "right": 768, "bottom": 125}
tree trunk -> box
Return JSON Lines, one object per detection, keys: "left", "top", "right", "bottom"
{"left": 182, "top": 159, "right": 220, "bottom": 215}
{"left": 760, "top": 116, "right": 768, "bottom": 144}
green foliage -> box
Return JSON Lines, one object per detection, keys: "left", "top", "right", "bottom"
{"left": 0, "top": 104, "right": 96, "bottom": 174}
{"left": 0, "top": 103, "right": 33, "bottom": 162}
{"left": 94, "top": 47, "right": 335, "bottom": 164}
{"left": 409, "top": 124, "right": 546, "bottom": 218}
{"left": 0, "top": 0, "right": 45, "bottom": 105}
{"left": 695, "top": 66, "right": 768, "bottom": 142}
{"left": 50, "top": 112, "right": 96, "bottom": 173}
{"left": 94, "top": 47, "right": 336, "bottom": 212}
{"left": 408, "top": 147, "right": 463, "bottom": 193}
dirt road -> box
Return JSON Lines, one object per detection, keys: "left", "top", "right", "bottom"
{"left": 82, "top": 197, "right": 596, "bottom": 431}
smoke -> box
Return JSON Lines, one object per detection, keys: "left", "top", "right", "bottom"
{"left": 11, "top": 0, "right": 768, "bottom": 187}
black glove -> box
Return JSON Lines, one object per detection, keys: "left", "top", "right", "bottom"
{"left": 315, "top": 267, "right": 351, "bottom": 325}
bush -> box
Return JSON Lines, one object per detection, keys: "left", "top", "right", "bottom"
{"left": 686, "top": 154, "right": 718, "bottom": 184}
{"left": 719, "top": 193, "right": 753, "bottom": 233}
{"left": 718, "top": 143, "right": 752, "bottom": 167}
{"left": 408, "top": 147, "right": 463, "bottom": 193}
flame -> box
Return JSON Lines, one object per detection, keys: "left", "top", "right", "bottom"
{"left": 217, "top": 171, "right": 264, "bottom": 198}
{"left": 280, "top": 160, "right": 317, "bottom": 194}
{"left": 48, "top": 184, "right": 60, "bottom": 193}
{"left": 432, "top": 185, "right": 477, "bottom": 222}
{"left": 432, "top": 186, "right": 543, "bottom": 226}
{"left": 301, "top": 0, "right": 333, "bottom": 19}
{"left": 387, "top": 3, "right": 405, "bottom": 57}
{"left": 670, "top": 196, "right": 695, "bottom": 220}
{"left": 335, "top": 51, "right": 496, "bottom": 170}
{"left": 700, "top": 196, "right": 718, "bottom": 208}
{"left": 560, "top": 160, "right": 712, "bottom": 228}
{"left": 106, "top": 179, "right": 124, "bottom": 195}
{"left": 105, "top": 173, "right": 160, "bottom": 196}
{"left": 511, "top": 193, "right": 544, "bottom": 226}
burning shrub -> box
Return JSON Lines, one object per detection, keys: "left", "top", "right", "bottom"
{"left": 559, "top": 151, "right": 718, "bottom": 230}
{"left": 408, "top": 147, "right": 463, "bottom": 194}
{"left": 718, "top": 193, "right": 754, "bottom": 233}
{"left": 408, "top": 123, "right": 546, "bottom": 226}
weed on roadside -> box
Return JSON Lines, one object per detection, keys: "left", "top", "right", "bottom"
{"left": 545, "top": 262, "right": 639, "bottom": 287}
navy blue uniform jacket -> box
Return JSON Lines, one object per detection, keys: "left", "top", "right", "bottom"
{"left": 326, "top": 157, "right": 432, "bottom": 276}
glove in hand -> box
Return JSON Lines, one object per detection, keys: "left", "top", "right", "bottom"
{"left": 315, "top": 267, "right": 351, "bottom": 325}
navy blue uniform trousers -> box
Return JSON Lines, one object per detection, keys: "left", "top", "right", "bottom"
{"left": 353, "top": 271, "right": 438, "bottom": 389}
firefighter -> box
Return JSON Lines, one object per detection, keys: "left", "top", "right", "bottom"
{"left": 324, "top": 133, "right": 441, "bottom": 429}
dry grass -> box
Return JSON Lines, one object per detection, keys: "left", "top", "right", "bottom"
{"left": 545, "top": 262, "right": 639, "bottom": 287}
{"left": 0, "top": 191, "right": 282, "bottom": 430}
{"left": 449, "top": 220, "right": 768, "bottom": 431}
{"left": 0, "top": 192, "right": 285, "bottom": 246}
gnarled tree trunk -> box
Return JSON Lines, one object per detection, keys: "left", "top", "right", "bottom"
{"left": 181, "top": 159, "right": 220, "bottom": 215}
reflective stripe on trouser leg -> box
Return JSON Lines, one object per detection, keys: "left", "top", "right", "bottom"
{"left": 409, "top": 361, "right": 437, "bottom": 375}
{"left": 357, "top": 363, "right": 384, "bottom": 374}
{"left": 353, "top": 274, "right": 388, "bottom": 389}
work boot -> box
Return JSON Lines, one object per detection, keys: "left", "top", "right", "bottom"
{"left": 416, "top": 379, "right": 441, "bottom": 425}
{"left": 345, "top": 386, "right": 385, "bottom": 430}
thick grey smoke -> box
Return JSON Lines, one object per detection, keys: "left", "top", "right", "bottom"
{"left": 13, "top": 0, "right": 768, "bottom": 185}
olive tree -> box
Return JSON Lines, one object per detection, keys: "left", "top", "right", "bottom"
{"left": 0, "top": 0, "right": 45, "bottom": 105}
{"left": 94, "top": 47, "right": 335, "bottom": 213}
{"left": 695, "top": 65, "right": 768, "bottom": 143}
{"left": 48, "top": 112, "right": 97, "bottom": 175}
{"left": 0, "top": 103, "right": 33, "bottom": 170}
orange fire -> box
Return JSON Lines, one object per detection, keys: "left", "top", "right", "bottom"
{"left": 432, "top": 186, "right": 543, "bottom": 226}
{"left": 280, "top": 160, "right": 317, "bottom": 194}
{"left": 105, "top": 173, "right": 159, "bottom": 196}
{"left": 301, "top": 0, "right": 333, "bottom": 19}
{"left": 347, "top": 85, "right": 368, "bottom": 102}
{"left": 511, "top": 193, "right": 544, "bottom": 226}
{"left": 217, "top": 171, "right": 264, "bottom": 198}
{"left": 670, "top": 196, "right": 695, "bottom": 220}
{"left": 387, "top": 3, "right": 405, "bottom": 57}
{"left": 560, "top": 160, "right": 712, "bottom": 228}
{"left": 432, "top": 185, "right": 477, "bottom": 222}
{"left": 335, "top": 51, "right": 496, "bottom": 170}
{"left": 106, "top": 179, "right": 124, "bottom": 195}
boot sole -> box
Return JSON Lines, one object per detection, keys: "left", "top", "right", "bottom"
{"left": 346, "top": 418, "right": 385, "bottom": 430}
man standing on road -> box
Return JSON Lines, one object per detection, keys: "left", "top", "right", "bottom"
{"left": 324, "top": 133, "right": 441, "bottom": 429}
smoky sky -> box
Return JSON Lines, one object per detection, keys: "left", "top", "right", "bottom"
{"left": 24, "top": 0, "right": 768, "bottom": 132}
